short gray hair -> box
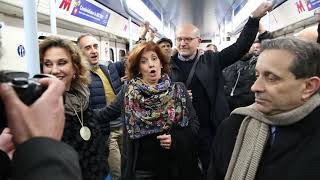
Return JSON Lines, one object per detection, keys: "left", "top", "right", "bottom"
{"left": 76, "top": 33, "right": 94, "bottom": 47}
{"left": 261, "top": 37, "right": 320, "bottom": 79}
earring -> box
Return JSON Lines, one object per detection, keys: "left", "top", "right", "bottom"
{"left": 73, "top": 74, "right": 76, "bottom": 79}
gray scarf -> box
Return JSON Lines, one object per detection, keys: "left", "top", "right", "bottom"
{"left": 64, "top": 82, "right": 90, "bottom": 116}
{"left": 225, "top": 93, "right": 320, "bottom": 180}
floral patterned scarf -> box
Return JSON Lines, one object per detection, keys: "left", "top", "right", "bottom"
{"left": 124, "top": 74, "right": 189, "bottom": 139}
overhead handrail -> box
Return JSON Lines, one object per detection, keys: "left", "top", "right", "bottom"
{"left": 120, "top": 0, "right": 165, "bottom": 38}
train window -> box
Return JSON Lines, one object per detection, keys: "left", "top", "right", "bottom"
{"left": 109, "top": 48, "right": 114, "bottom": 62}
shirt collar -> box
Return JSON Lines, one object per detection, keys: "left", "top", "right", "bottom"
{"left": 178, "top": 50, "right": 198, "bottom": 61}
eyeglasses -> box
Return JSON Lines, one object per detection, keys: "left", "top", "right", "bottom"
{"left": 176, "top": 37, "right": 198, "bottom": 43}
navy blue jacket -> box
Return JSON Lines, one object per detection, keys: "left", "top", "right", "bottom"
{"left": 89, "top": 63, "right": 122, "bottom": 127}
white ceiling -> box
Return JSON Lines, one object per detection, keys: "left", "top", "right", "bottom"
{"left": 152, "top": 0, "right": 238, "bottom": 39}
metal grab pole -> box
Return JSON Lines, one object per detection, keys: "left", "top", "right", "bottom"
{"left": 23, "top": 0, "right": 40, "bottom": 76}
{"left": 129, "top": 16, "right": 133, "bottom": 51}
{"left": 50, "top": 0, "right": 57, "bottom": 35}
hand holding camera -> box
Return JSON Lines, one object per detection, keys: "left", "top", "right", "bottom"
{"left": 0, "top": 71, "right": 65, "bottom": 144}
{"left": 0, "top": 71, "right": 45, "bottom": 128}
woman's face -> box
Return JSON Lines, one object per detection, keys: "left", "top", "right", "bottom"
{"left": 139, "top": 50, "right": 162, "bottom": 86}
{"left": 42, "top": 47, "right": 75, "bottom": 91}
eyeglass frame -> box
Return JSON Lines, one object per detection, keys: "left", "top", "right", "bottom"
{"left": 176, "top": 37, "right": 200, "bottom": 43}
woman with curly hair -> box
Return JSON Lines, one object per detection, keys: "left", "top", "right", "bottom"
{"left": 97, "top": 41, "right": 201, "bottom": 180}
{"left": 39, "top": 36, "right": 108, "bottom": 180}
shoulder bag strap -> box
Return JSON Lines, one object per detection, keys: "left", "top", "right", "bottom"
{"left": 185, "top": 54, "right": 201, "bottom": 88}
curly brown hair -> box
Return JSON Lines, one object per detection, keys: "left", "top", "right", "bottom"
{"left": 39, "top": 36, "right": 90, "bottom": 86}
{"left": 127, "top": 41, "right": 170, "bottom": 80}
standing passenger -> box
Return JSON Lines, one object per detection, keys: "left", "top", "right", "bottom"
{"left": 205, "top": 44, "right": 218, "bottom": 52}
{"left": 208, "top": 38, "right": 320, "bottom": 180}
{"left": 170, "top": 1, "right": 273, "bottom": 175}
{"left": 77, "top": 34, "right": 123, "bottom": 180}
{"left": 40, "top": 36, "right": 108, "bottom": 180}
{"left": 97, "top": 42, "right": 201, "bottom": 180}
{"left": 157, "top": 37, "right": 173, "bottom": 59}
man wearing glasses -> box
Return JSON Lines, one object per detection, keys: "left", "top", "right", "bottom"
{"left": 170, "top": 1, "right": 273, "bottom": 178}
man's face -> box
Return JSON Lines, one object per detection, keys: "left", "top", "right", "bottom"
{"left": 79, "top": 36, "right": 99, "bottom": 65}
{"left": 206, "top": 45, "right": 217, "bottom": 52}
{"left": 158, "top": 42, "right": 172, "bottom": 57}
{"left": 176, "top": 28, "right": 201, "bottom": 58}
{"left": 251, "top": 42, "right": 261, "bottom": 56}
{"left": 251, "top": 49, "right": 307, "bottom": 115}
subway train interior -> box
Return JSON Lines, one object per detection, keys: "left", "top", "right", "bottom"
{"left": 0, "top": 0, "right": 320, "bottom": 179}
{"left": 0, "top": 0, "right": 319, "bottom": 72}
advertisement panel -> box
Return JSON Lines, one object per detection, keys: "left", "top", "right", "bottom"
{"left": 59, "top": 0, "right": 110, "bottom": 26}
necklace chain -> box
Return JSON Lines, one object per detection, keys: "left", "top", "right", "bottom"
{"left": 70, "top": 101, "right": 83, "bottom": 127}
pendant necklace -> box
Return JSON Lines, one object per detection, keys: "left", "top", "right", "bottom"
{"left": 71, "top": 101, "right": 91, "bottom": 141}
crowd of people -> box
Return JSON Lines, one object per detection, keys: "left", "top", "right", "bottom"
{"left": 1, "top": 1, "right": 320, "bottom": 180}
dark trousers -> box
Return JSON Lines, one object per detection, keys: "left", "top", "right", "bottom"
{"left": 133, "top": 170, "right": 156, "bottom": 180}
{"left": 198, "top": 130, "right": 213, "bottom": 179}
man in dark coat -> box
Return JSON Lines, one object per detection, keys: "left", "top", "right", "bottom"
{"left": 207, "top": 37, "right": 320, "bottom": 180}
{"left": 0, "top": 77, "right": 82, "bottom": 180}
{"left": 223, "top": 26, "right": 273, "bottom": 111}
{"left": 78, "top": 34, "right": 123, "bottom": 180}
{"left": 170, "top": 2, "right": 273, "bottom": 176}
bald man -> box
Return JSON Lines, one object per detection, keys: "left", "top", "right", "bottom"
{"left": 169, "top": 1, "right": 273, "bottom": 176}
{"left": 296, "top": 25, "right": 318, "bottom": 42}
{"left": 296, "top": 10, "right": 320, "bottom": 43}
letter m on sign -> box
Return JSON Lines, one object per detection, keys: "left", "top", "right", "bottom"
{"left": 296, "top": 0, "right": 305, "bottom": 13}
{"left": 59, "top": 0, "right": 72, "bottom": 11}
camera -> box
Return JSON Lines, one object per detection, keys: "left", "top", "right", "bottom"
{"left": 0, "top": 71, "right": 46, "bottom": 129}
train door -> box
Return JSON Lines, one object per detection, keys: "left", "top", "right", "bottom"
{"left": 116, "top": 42, "right": 127, "bottom": 61}
{"left": 100, "top": 37, "right": 110, "bottom": 65}
{"left": 109, "top": 40, "right": 116, "bottom": 62}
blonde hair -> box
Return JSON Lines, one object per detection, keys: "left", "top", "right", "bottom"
{"left": 39, "top": 36, "right": 90, "bottom": 86}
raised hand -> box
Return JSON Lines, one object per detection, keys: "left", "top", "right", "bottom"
{"left": 251, "top": 1, "right": 273, "bottom": 19}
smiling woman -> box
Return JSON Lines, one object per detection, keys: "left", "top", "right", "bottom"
{"left": 39, "top": 36, "right": 109, "bottom": 180}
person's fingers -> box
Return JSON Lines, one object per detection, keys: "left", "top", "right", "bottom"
{"left": 0, "top": 128, "right": 15, "bottom": 153}
{"left": 156, "top": 134, "right": 164, "bottom": 139}
{"left": 6, "top": 140, "right": 15, "bottom": 152}
{"left": 161, "top": 139, "right": 171, "bottom": 144}
{"left": 0, "top": 83, "right": 26, "bottom": 110}
{"left": 159, "top": 134, "right": 171, "bottom": 145}
{"left": 1, "top": 128, "right": 11, "bottom": 134}
{"left": 157, "top": 134, "right": 170, "bottom": 139}
{"left": 38, "top": 77, "right": 65, "bottom": 99}
{"left": 264, "top": 1, "right": 273, "bottom": 11}
{"left": 7, "top": 149, "right": 15, "bottom": 160}
{"left": 161, "top": 143, "right": 171, "bottom": 149}
{"left": 54, "top": 97, "right": 65, "bottom": 139}
{"left": 0, "top": 84, "right": 27, "bottom": 128}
